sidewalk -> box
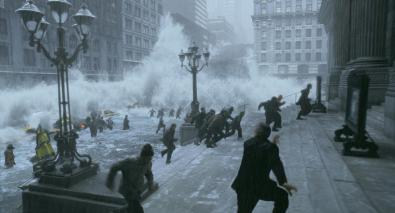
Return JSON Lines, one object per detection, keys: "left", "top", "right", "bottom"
{"left": 143, "top": 110, "right": 394, "bottom": 213}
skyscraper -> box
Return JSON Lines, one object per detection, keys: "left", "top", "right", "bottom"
{"left": 164, "top": 0, "right": 208, "bottom": 30}
{"left": 252, "top": 0, "right": 328, "bottom": 79}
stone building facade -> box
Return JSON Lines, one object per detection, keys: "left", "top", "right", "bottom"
{"left": 0, "top": 0, "right": 123, "bottom": 87}
{"left": 122, "top": 0, "right": 162, "bottom": 71}
{"left": 319, "top": 0, "right": 395, "bottom": 139}
{"left": 252, "top": 0, "right": 328, "bottom": 80}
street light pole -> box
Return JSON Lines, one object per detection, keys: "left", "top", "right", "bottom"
{"left": 16, "top": 0, "right": 97, "bottom": 187}
{"left": 179, "top": 43, "right": 210, "bottom": 117}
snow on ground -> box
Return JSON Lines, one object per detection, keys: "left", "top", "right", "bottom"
{"left": 0, "top": 108, "right": 185, "bottom": 212}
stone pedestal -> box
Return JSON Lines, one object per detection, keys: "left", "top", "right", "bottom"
{"left": 385, "top": 65, "right": 395, "bottom": 140}
{"left": 179, "top": 123, "right": 198, "bottom": 146}
{"left": 22, "top": 173, "right": 127, "bottom": 213}
{"left": 339, "top": 57, "right": 389, "bottom": 110}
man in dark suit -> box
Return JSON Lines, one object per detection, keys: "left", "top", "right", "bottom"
{"left": 231, "top": 123, "right": 297, "bottom": 213}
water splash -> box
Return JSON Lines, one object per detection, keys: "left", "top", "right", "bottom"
{"left": 0, "top": 15, "right": 309, "bottom": 144}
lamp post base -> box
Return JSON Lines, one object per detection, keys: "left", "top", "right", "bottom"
{"left": 39, "top": 163, "right": 99, "bottom": 188}
{"left": 22, "top": 172, "right": 127, "bottom": 213}
{"left": 179, "top": 123, "right": 199, "bottom": 146}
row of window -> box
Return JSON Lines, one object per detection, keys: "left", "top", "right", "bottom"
{"left": 125, "top": 18, "right": 157, "bottom": 35}
{"left": 125, "top": 50, "right": 145, "bottom": 61}
{"left": 258, "top": 17, "right": 317, "bottom": 28}
{"left": 125, "top": 2, "right": 159, "bottom": 24}
{"left": 260, "top": 52, "right": 323, "bottom": 62}
{"left": 82, "top": 56, "right": 119, "bottom": 73}
{"left": 125, "top": 34, "right": 153, "bottom": 49}
{"left": 261, "top": 40, "right": 322, "bottom": 50}
{"left": 261, "top": 28, "right": 323, "bottom": 39}
{"left": 257, "top": 0, "right": 321, "bottom": 15}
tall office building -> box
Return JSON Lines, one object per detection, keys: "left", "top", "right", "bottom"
{"left": 252, "top": 0, "right": 328, "bottom": 79}
{"left": 122, "top": 0, "right": 163, "bottom": 71}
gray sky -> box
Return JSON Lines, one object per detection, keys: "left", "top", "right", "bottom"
{"left": 207, "top": 0, "right": 254, "bottom": 44}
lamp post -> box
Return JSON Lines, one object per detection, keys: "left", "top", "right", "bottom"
{"left": 16, "top": 0, "right": 97, "bottom": 186}
{"left": 178, "top": 43, "right": 210, "bottom": 117}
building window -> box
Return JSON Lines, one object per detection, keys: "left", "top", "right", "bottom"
{"left": 305, "top": 29, "right": 312, "bottom": 37}
{"left": 125, "top": 18, "right": 133, "bottom": 30}
{"left": 296, "top": 0, "right": 302, "bottom": 12}
{"left": 261, "top": 31, "right": 267, "bottom": 38}
{"left": 306, "top": 17, "right": 312, "bottom": 25}
{"left": 135, "top": 37, "right": 142, "bottom": 47}
{"left": 143, "top": 25, "right": 149, "bottom": 34}
{"left": 135, "top": 6, "right": 141, "bottom": 18}
{"left": 295, "top": 53, "right": 301, "bottom": 61}
{"left": 285, "top": 30, "right": 291, "bottom": 38}
{"left": 0, "top": 0, "right": 4, "bottom": 8}
{"left": 135, "top": 22, "right": 142, "bottom": 32}
{"left": 305, "top": 53, "right": 311, "bottom": 61}
{"left": 276, "top": 1, "right": 282, "bottom": 13}
{"left": 261, "top": 53, "right": 266, "bottom": 62}
{"left": 305, "top": 41, "right": 311, "bottom": 49}
{"left": 0, "top": 43, "right": 9, "bottom": 65}
{"left": 275, "top": 42, "right": 281, "bottom": 50}
{"left": 261, "top": 3, "right": 267, "bottom": 14}
{"left": 296, "top": 29, "right": 301, "bottom": 37}
{"left": 261, "top": 42, "right": 267, "bottom": 50}
{"left": 143, "top": 9, "right": 149, "bottom": 20}
{"left": 24, "top": 49, "right": 36, "bottom": 66}
{"left": 0, "top": 18, "right": 7, "bottom": 36}
{"left": 125, "top": 2, "right": 132, "bottom": 13}
{"left": 126, "top": 50, "right": 133, "bottom": 60}
{"left": 296, "top": 41, "right": 301, "bottom": 49}
{"left": 306, "top": 0, "right": 313, "bottom": 11}
{"left": 285, "top": 53, "right": 291, "bottom": 62}
{"left": 316, "top": 28, "right": 323, "bottom": 36}
{"left": 275, "top": 30, "right": 281, "bottom": 39}
{"left": 316, "top": 40, "right": 322, "bottom": 49}
{"left": 126, "top": 35, "right": 133, "bottom": 46}
{"left": 275, "top": 53, "right": 281, "bottom": 62}
{"left": 316, "top": 52, "right": 322, "bottom": 61}
{"left": 285, "top": 42, "right": 291, "bottom": 50}
{"left": 285, "top": 0, "right": 291, "bottom": 13}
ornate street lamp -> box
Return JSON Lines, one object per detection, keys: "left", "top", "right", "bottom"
{"left": 16, "top": 0, "right": 97, "bottom": 187}
{"left": 179, "top": 43, "right": 210, "bottom": 117}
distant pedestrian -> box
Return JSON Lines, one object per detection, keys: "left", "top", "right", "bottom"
{"left": 169, "top": 109, "right": 175, "bottom": 117}
{"left": 161, "top": 124, "right": 177, "bottom": 164}
{"left": 156, "top": 117, "right": 166, "bottom": 134}
{"left": 4, "top": 144, "right": 16, "bottom": 168}
{"left": 123, "top": 115, "right": 130, "bottom": 130}
{"left": 149, "top": 109, "right": 156, "bottom": 118}
{"left": 176, "top": 107, "right": 183, "bottom": 119}
{"left": 297, "top": 84, "right": 312, "bottom": 120}
{"left": 231, "top": 123, "right": 297, "bottom": 213}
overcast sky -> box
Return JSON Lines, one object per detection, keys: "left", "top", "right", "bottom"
{"left": 207, "top": 0, "right": 254, "bottom": 44}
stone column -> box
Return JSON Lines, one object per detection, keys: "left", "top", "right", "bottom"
{"left": 326, "top": 0, "right": 347, "bottom": 101}
{"left": 384, "top": 1, "right": 395, "bottom": 140}
{"left": 339, "top": 0, "right": 389, "bottom": 110}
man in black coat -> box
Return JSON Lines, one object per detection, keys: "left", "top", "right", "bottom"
{"left": 231, "top": 123, "right": 297, "bottom": 213}
{"left": 123, "top": 115, "right": 130, "bottom": 130}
